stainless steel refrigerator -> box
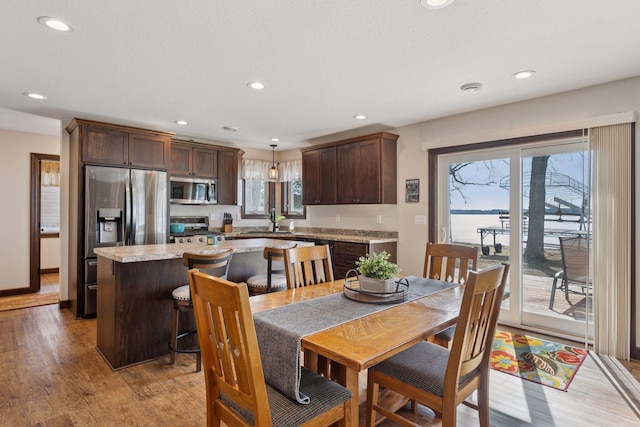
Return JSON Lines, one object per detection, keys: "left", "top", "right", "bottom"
{"left": 83, "top": 165, "right": 168, "bottom": 316}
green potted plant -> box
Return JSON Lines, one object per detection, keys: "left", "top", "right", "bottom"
{"left": 355, "top": 251, "right": 401, "bottom": 293}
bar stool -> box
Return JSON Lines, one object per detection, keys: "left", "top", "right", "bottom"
{"left": 246, "top": 244, "right": 296, "bottom": 295}
{"left": 169, "top": 249, "right": 233, "bottom": 372}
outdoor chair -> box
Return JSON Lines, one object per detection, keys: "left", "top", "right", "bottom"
{"left": 549, "top": 236, "right": 592, "bottom": 310}
{"left": 423, "top": 242, "right": 479, "bottom": 348}
{"left": 365, "top": 263, "right": 510, "bottom": 427}
{"left": 187, "top": 269, "right": 352, "bottom": 427}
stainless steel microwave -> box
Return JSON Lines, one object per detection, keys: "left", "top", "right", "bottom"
{"left": 170, "top": 177, "right": 217, "bottom": 204}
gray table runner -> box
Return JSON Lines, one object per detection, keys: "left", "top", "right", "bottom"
{"left": 253, "top": 276, "right": 458, "bottom": 403}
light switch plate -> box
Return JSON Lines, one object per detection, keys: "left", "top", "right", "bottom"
{"left": 335, "top": 214, "right": 341, "bottom": 222}
{"left": 414, "top": 215, "right": 427, "bottom": 225}
{"left": 376, "top": 215, "right": 382, "bottom": 224}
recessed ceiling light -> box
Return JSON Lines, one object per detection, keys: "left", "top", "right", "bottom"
{"left": 23, "top": 92, "right": 48, "bottom": 100}
{"left": 353, "top": 114, "right": 367, "bottom": 120}
{"left": 223, "top": 126, "right": 238, "bottom": 132}
{"left": 38, "top": 16, "right": 74, "bottom": 32}
{"left": 420, "top": 0, "right": 454, "bottom": 9}
{"left": 175, "top": 120, "right": 188, "bottom": 125}
{"left": 270, "top": 138, "right": 279, "bottom": 142}
{"left": 460, "top": 82, "right": 483, "bottom": 93}
{"left": 247, "top": 81, "right": 265, "bottom": 90}
{"left": 512, "top": 70, "right": 536, "bottom": 79}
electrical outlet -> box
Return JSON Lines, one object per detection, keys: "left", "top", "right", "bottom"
{"left": 236, "top": 212, "right": 241, "bottom": 220}
{"left": 376, "top": 215, "right": 382, "bottom": 224}
{"left": 335, "top": 214, "right": 340, "bottom": 222}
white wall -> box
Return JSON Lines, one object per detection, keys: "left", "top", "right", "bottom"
{"left": 0, "top": 129, "right": 60, "bottom": 291}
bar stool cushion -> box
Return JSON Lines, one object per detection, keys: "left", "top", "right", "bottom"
{"left": 172, "top": 285, "right": 191, "bottom": 301}
{"left": 246, "top": 274, "right": 287, "bottom": 290}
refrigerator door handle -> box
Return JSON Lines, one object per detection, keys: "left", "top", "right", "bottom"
{"left": 125, "top": 172, "right": 132, "bottom": 245}
{"left": 130, "top": 170, "right": 137, "bottom": 245}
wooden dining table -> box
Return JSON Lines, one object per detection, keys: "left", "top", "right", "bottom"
{"left": 249, "top": 279, "right": 465, "bottom": 426}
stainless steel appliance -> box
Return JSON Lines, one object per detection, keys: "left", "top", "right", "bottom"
{"left": 170, "top": 177, "right": 217, "bottom": 205}
{"left": 169, "top": 216, "right": 222, "bottom": 243}
{"left": 84, "top": 165, "right": 168, "bottom": 317}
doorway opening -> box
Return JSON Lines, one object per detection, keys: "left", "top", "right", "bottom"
{"left": 29, "top": 153, "right": 61, "bottom": 295}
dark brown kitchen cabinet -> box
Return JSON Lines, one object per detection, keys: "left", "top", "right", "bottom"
{"left": 217, "top": 148, "right": 240, "bottom": 205}
{"left": 336, "top": 134, "right": 397, "bottom": 204}
{"left": 301, "top": 132, "right": 398, "bottom": 205}
{"left": 302, "top": 146, "right": 337, "bottom": 205}
{"left": 170, "top": 140, "right": 218, "bottom": 178}
{"left": 78, "top": 122, "right": 170, "bottom": 169}
{"left": 332, "top": 240, "right": 397, "bottom": 279}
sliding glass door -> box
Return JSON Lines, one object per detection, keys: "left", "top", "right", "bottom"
{"left": 436, "top": 137, "right": 592, "bottom": 341}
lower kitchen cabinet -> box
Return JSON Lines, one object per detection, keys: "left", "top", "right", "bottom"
{"left": 332, "top": 241, "right": 397, "bottom": 280}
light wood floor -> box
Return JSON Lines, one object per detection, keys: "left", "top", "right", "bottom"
{"left": 0, "top": 273, "right": 60, "bottom": 312}
{"left": 1, "top": 304, "right": 638, "bottom": 426}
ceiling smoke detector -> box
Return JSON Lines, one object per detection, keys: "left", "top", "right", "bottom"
{"left": 460, "top": 82, "right": 483, "bottom": 93}
{"left": 223, "top": 126, "right": 238, "bottom": 132}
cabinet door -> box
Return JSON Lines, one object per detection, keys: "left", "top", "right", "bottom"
{"left": 217, "top": 149, "right": 238, "bottom": 205}
{"left": 318, "top": 147, "right": 337, "bottom": 204}
{"left": 169, "top": 142, "right": 192, "bottom": 176}
{"left": 128, "top": 133, "right": 169, "bottom": 169}
{"left": 336, "top": 143, "right": 359, "bottom": 203}
{"left": 192, "top": 146, "right": 218, "bottom": 178}
{"left": 82, "top": 126, "right": 128, "bottom": 166}
{"left": 302, "top": 147, "right": 337, "bottom": 204}
{"left": 354, "top": 139, "right": 382, "bottom": 204}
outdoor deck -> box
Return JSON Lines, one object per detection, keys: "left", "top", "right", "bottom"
{"left": 476, "top": 250, "right": 592, "bottom": 326}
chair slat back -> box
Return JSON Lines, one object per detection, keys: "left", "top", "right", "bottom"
{"left": 447, "top": 263, "right": 510, "bottom": 383}
{"left": 423, "top": 243, "right": 479, "bottom": 285}
{"left": 283, "top": 245, "right": 334, "bottom": 288}
{"left": 559, "top": 237, "right": 590, "bottom": 284}
{"left": 182, "top": 249, "right": 234, "bottom": 279}
{"left": 188, "top": 269, "right": 271, "bottom": 426}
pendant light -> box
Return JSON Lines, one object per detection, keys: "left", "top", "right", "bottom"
{"left": 269, "top": 144, "right": 279, "bottom": 181}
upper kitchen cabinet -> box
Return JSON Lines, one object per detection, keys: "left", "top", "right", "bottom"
{"left": 66, "top": 119, "right": 173, "bottom": 170}
{"left": 170, "top": 139, "right": 218, "bottom": 178}
{"left": 216, "top": 148, "right": 241, "bottom": 205}
{"left": 301, "top": 146, "right": 337, "bottom": 205}
{"left": 301, "top": 132, "right": 398, "bottom": 205}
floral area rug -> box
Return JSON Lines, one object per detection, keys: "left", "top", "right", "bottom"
{"left": 490, "top": 330, "right": 588, "bottom": 391}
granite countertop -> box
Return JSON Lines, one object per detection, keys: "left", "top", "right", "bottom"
{"left": 94, "top": 238, "right": 312, "bottom": 263}
{"left": 224, "top": 229, "right": 398, "bottom": 244}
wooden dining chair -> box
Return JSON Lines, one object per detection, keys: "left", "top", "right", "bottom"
{"left": 423, "top": 242, "right": 479, "bottom": 347}
{"left": 187, "top": 269, "right": 352, "bottom": 427}
{"left": 169, "top": 249, "right": 233, "bottom": 372}
{"left": 283, "top": 244, "right": 334, "bottom": 289}
{"left": 246, "top": 244, "right": 296, "bottom": 295}
{"left": 366, "top": 263, "right": 510, "bottom": 427}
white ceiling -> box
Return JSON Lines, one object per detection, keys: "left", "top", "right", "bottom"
{"left": 2, "top": 1, "right": 640, "bottom": 150}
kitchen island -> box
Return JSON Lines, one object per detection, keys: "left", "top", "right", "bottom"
{"left": 94, "top": 238, "right": 312, "bottom": 370}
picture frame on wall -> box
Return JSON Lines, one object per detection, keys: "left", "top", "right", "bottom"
{"left": 405, "top": 179, "right": 419, "bottom": 203}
